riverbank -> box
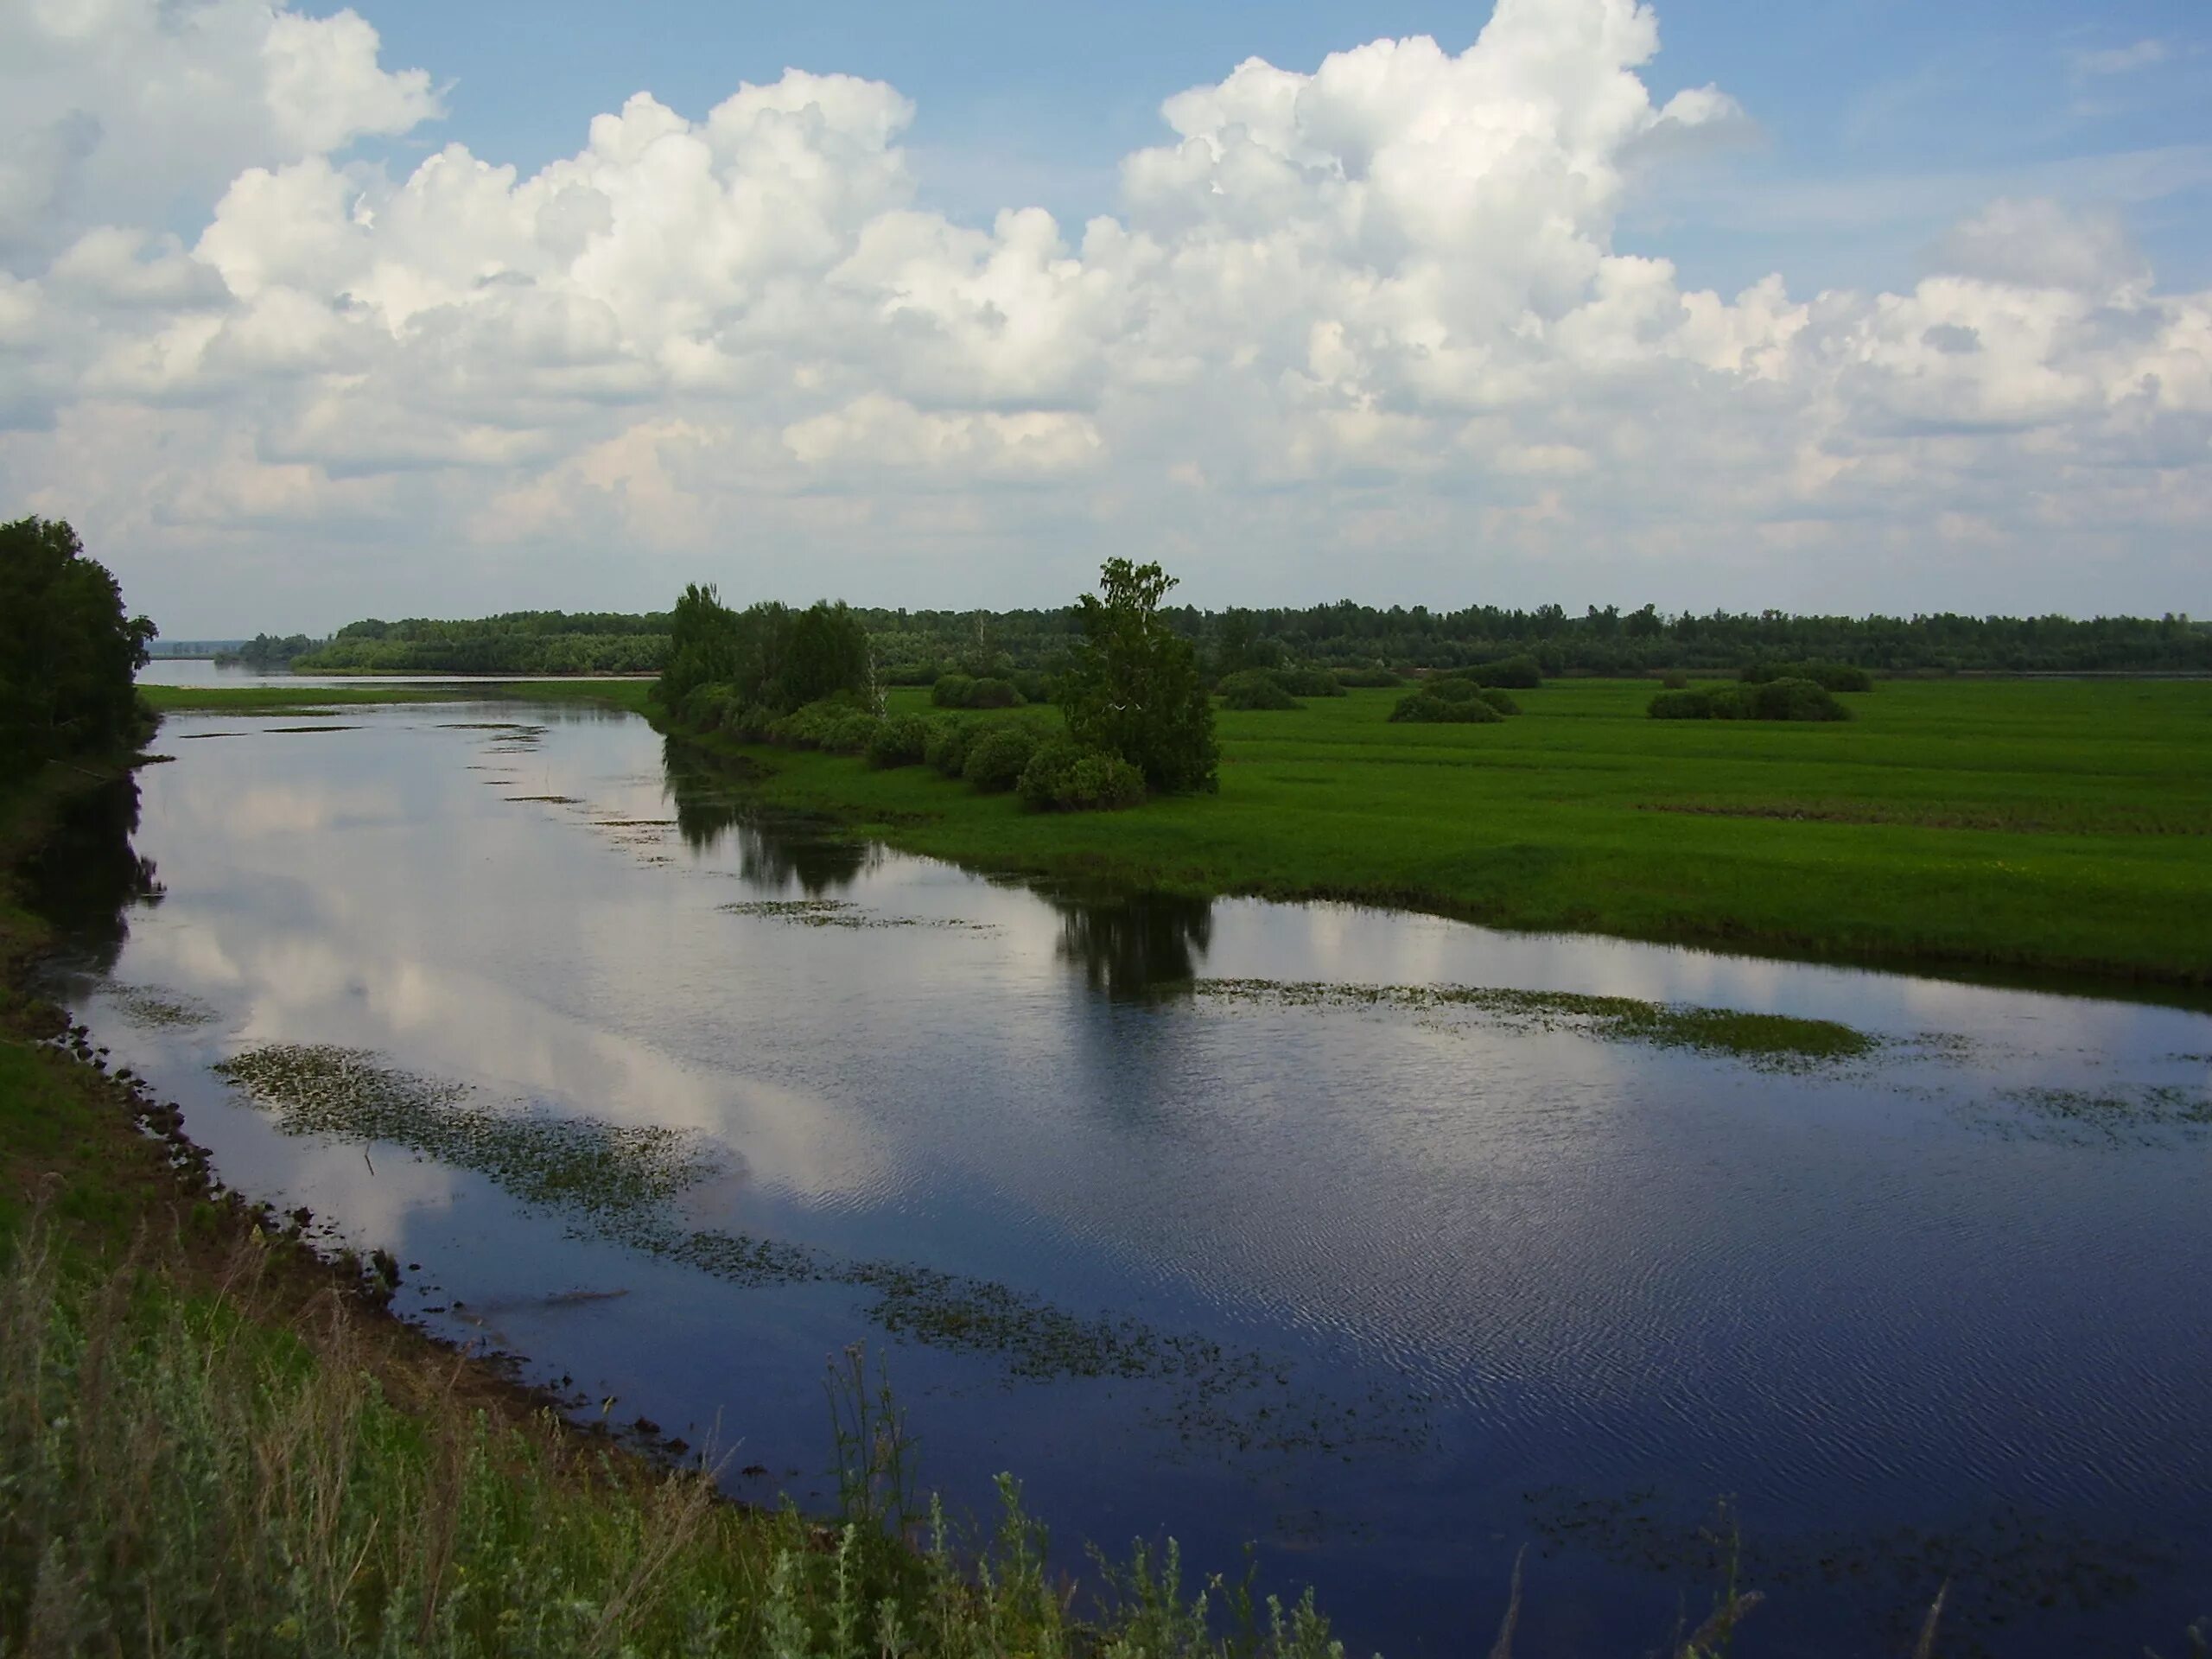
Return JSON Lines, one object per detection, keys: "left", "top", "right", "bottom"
{"left": 678, "top": 679, "right": 2210, "bottom": 994}
{"left": 0, "top": 757, "right": 1367, "bottom": 1657}
{"left": 143, "top": 676, "right": 2212, "bottom": 990}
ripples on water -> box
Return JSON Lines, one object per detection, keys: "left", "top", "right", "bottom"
{"left": 38, "top": 702, "right": 2212, "bottom": 1656}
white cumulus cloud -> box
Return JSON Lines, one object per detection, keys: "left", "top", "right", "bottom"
{"left": 2, "top": 0, "right": 2209, "bottom": 629}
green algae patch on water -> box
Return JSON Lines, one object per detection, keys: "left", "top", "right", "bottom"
{"left": 719, "top": 899, "right": 861, "bottom": 925}
{"left": 106, "top": 984, "right": 221, "bottom": 1028}
{"left": 717, "top": 899, "right": 990, "bottom": 931}
{"left": 211, "top": 1044, "right": 718, "bottom": 1217}
{"left": 1974, "top": 1083, "right": 2212, "bottom": 1148}
{"left": 1190, "top": 978, "right": 1878, "bottom": 1069}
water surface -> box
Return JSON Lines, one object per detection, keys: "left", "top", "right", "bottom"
{"left": 43, "top": 702, "right": 2212, "bottom": 1656}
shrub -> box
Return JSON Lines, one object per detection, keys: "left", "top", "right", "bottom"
{"left": 822, "top": 710, "right": 882, "bottom": 753}
{"left": 1420, "top": 677, "right": 1484, "bottom": 702}
{"left": 962, "top": 724, "right": 1040, "bottom": 791}
{"left": 768, "top": 697, "right": 880, "bottom": 751}
{"left": 680, "top": 683, "right": 739, "bottom": 730}
{"left": 1217, "top": 669, "right": 1301, "bottom": 710}
{"left": 723, "top": 702, "right": 778, "bottom": 741}
{"left": 966, "top": 677, "right": 1022, "bottom": 709}
{"left": 1389, "top": 690, "right": 1504, "bottom": 723}
{"left": 1017, "top": 741, "right": 1147, "bottom": 811}
{"left": 1742, "top": 659, "right": 1873, "bottom": 692}
{"left": 1011, "top": 669, "right": 1054, "bottom": 704}
{"left": 1649, "top": 688, "right": 1719, "bottom": 720}
{"left": 1272, "top": 665, "right": 1345, "bottom": 697}
{"left": 1475, "top": 688, "right": 1519, "bottom": 716}
{"left": 1743, "top": 677, "right": 1852, "bottom": 721}
{"left": 1466, "top": 655, "right": 1543, "bottom": 689}
{"left": 766, "top": 706, "right": 827, "bottom": 747}
{"left": 866, "top": 714, "right": 932, "bottom": 769}
{"left": 931, "top": 672, "right": 1023, "bottom": 709}
{"left": 1660, "top": 670, "right": 1689, "bottom": 690}
{"left": 1332, "top": 666, "right": 1402, "bottom": 688}
{"left": 925, "top": 720, "right": 977, "bottom": 778}
{"left": 1648, "top": 679, "right": 1852, "bottom": 721}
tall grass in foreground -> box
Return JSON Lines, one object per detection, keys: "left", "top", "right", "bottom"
{"left": 0, "top": 1219, "right": 1351, "bottom": 1658}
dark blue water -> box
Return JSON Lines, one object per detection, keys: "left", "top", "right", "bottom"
{"left": 43, "top": 703, "right": 2212, "bottom": 1656}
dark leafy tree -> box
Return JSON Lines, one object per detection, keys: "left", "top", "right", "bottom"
{"left": 1058, "top": 559, "right": 1218, "bottom": 794}
{"left": 655, "top": 587, "right": 875, "bottom": 719}
{"left": 0, "top": 516, "right": 156, "bottom": 775}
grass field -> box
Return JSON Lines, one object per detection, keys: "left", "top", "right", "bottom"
{"left": 143, "top": 677, "right": 2212, "bottom": 992}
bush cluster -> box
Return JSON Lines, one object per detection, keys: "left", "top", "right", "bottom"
{"left": 1270, "top": 665, "right": 1346, "bottom": 697}
{"left": 768, "top": 699, "right": 883, "bottom": 753}
{"left": 961, "top": 725, "right": 1041, "bottom": 792}
{"left": 1331, "top": 666, "right": 1402, "bottom": 688}
{"left": 1216, "top": 670, "right": 1302, "bottom": 711}
{"left": 1389, "top": 689, "right": 1505, "bottom": 723}
{"left": 861, "top": 712, "right": 1147, "bottom": 811}
{"left": 925, "top": 721, "right": 979, "bottom": 779}
{"left": 1016, "top": 740, "right": 1147, "bottom": 811}
{"left": 1741, "top": 659, "right": 1875, "bottom": 692}
{"left": 1460, "top": 655, "right": 1543, "bottom": 689}
{"left": 1648, "top": 678, "right": 1853, "bottom": 721}
{"left": 865, "top": 713, "right": 932, "bottom": 769}
{"left": 931, "top": 673, "right": 1025, "bottom": 709}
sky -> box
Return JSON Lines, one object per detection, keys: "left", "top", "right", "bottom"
{"left": 2, "top": 0, "right": 2209, "bottom": 635}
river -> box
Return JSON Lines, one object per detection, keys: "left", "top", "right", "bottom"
{"left": 31, "top": 698, "right": 2212, "bottom": 1655}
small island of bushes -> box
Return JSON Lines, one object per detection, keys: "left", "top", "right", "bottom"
{"left": 657, "top": 560, "right": 1216, "bottom": 813}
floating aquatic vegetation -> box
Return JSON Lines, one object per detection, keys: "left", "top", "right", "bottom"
{"left": 719, "top": 899, "right": 859, "bottom": 924}
{"left": 479, "top": 724, "right": 550, "bottom": 753}
{"left": 1973, "top": 1083, "right": 2212, "bottom": 1148}
{"left": 264, "top": 725, "right": 363, "bottom": 735}
{"left": 1191, "top": 979, "right": 1878, "bottom": 1068}
{"left": 645, "top": 1226, "right": 1420, "bottom": 1456}
{"left": 717, "top": 899, "right": 988, "bottom": 931}
{"left": 212, "top": 1044, "right": 716, "bottom": 1217}
{"left": 439, "top": 722, "right": 539, "bottom": 731}
{"left": 212, "top": 1040, "right": 1418, "bottom": 1456}
{"left": 504, "top": 795, "right": 581, "bottom": 805}
{"left": 105, "top": 984, "right": 221, "bottom": 1029}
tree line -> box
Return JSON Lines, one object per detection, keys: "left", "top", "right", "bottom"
{"left": 290, "top": 612, "right": 672, "bottom": 674}
{"left": 272, "top": 601, "right": 2212, "bottom": 679}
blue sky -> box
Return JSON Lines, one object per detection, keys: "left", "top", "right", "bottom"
{"left": 358, "top": 0, "right": 2212, "bottom": 296}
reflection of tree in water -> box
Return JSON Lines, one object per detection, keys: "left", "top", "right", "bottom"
{"left": 660, "top": 739, "right": 871, "bottom": 895}
{"left": 1053, "top": 893, "right": 1213, "bottom": 1001}
{"left": 22, "top": 776, "right": 162, "bottom": 977}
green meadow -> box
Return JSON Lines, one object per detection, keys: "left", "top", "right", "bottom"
{"left": 143, "top": 677, "right": 2212, "bottom": 991}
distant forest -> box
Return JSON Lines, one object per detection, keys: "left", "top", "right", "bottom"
{"left": 279, "top": 602, "right": 2212, "bottom": 679}
{"left": 294, "top": 613, "right": 670, "bottom": 675}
